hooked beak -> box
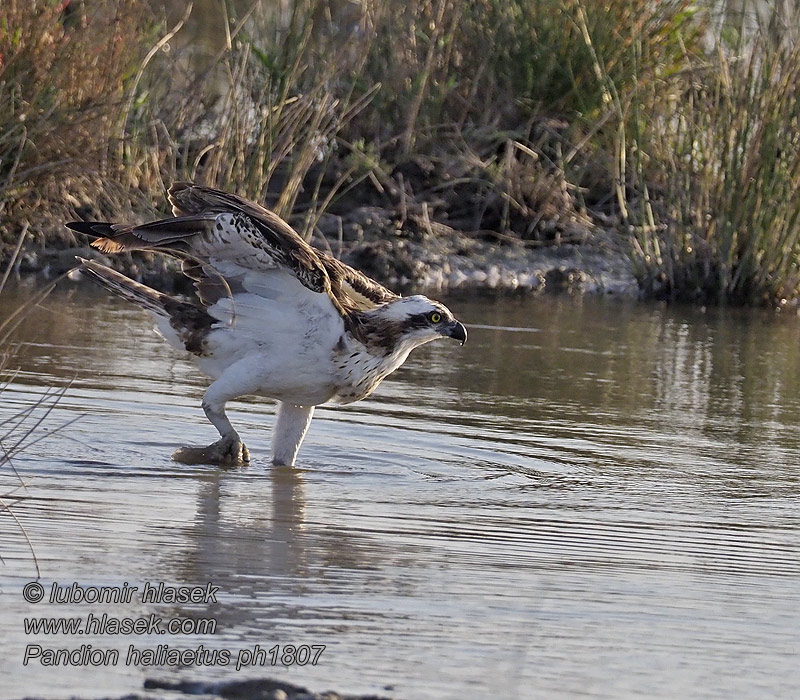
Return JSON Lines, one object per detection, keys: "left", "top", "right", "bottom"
{"left": 445, "top": 320, "right": 468, "bottom": 345}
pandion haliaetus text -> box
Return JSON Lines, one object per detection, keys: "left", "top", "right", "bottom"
{"left": 67, "top": 183, "right": 467, "bottom": 466}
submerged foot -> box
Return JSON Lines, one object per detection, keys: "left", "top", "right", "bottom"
{"left": 172, "top": 437, "right": 250, "bottom": 466}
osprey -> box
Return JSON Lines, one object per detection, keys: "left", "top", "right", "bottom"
{"left": 67, "top": 183, "right": 467, "bottom": 467}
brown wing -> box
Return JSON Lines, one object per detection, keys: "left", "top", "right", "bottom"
{"left": 168, "top": 181, "right": 278, "bottom": 220}
{"left": 67, "top": 184, "right": 328, "bottom": 293}
{"left": 66, "top": 182, "right": 399, "bottom": 315}
{"left": 321, "top": 256, "right": 399, "bottom": 313}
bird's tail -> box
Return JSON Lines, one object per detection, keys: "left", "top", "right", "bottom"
{"left": 76, "top": 258, "right": 168, "bottom": 315}
{"left": 76, "top": 258, "right": 215, "bottom": 356}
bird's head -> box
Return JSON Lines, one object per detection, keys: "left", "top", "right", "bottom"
{"left": 370, "top": 295, "right": 467, "bottom": 354}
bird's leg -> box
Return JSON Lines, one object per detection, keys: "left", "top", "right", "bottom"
{"left": 272, "top": 402, "right": 315, "bottom": 466}
{"left": 173, "top": 380, "right": 251, "bottom": 466}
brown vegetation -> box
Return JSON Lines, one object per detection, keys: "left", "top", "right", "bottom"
{"left": 3, "top": 1, "right": 800, "bottom": 305}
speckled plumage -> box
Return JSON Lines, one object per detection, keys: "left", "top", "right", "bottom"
{"left": 67, "top": 183, "right": 466, "bottom": 466}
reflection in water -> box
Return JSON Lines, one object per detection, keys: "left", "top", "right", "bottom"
{"left": 2, "top": 281, "right": 800, "bottom": 699}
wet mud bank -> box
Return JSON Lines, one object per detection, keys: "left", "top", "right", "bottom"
{"left": 8, "top": 209, "right": 636, "bottom": 299}
{"left": 21, "top": 675, "right": 395, "bottom": 700}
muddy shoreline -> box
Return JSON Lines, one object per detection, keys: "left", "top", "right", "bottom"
{"left": 21, "top": 675, "right": 395, "bottom": 700}
{"left": 7, "top": 210, "right": 637, "bottom": 299}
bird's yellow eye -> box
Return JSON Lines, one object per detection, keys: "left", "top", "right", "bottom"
{"left": 429, "top": 312, "right": 442, "bottom": 323}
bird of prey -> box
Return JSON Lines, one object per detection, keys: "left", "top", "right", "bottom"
{"left": 67, "top": 183, "right": 466, "bottom": 467}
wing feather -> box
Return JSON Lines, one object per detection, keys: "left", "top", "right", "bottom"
{"left": 66, "top": 182, "right": 400, "bottom": 315}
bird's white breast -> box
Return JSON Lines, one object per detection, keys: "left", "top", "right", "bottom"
{"left": 330, "top": 338, "right": 412, "bottom": 404}
{"left": 176, "top": 269, "right": 347, "bottom": 405}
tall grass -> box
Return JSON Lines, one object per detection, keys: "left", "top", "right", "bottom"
{"left": 6, "top": 0, "right": 800, "bottom": 306}
{"left": 2, "top": 0, "right": 701, "bottom": 245}
{"left": 0, "top": 0, "right": 155, "bottom": 241}
{"left": 627, "top": 5, "right": 800, "bottom": 306}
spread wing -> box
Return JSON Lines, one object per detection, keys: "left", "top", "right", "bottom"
{"left": 66, "top": 182, "right": 399, "bottom": 315}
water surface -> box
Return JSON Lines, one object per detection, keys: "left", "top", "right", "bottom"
{"left": 2, "top": 282, "right": 800, "bottom": 699}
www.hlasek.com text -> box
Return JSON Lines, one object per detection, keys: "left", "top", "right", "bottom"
{"left": 24, "top": 612, "right": 217, "bottom": 636}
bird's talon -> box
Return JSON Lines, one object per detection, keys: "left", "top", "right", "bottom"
{"left": 172, "top": 439, "right": 250, "bottom": 466}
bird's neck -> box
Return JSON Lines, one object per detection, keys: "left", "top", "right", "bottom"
{"left": 345, "top": 309, "right": 404, "bottom": 356}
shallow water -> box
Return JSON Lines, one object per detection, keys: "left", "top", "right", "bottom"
{"left": 2, "top": 282, "right": 800, "bottom": 700}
